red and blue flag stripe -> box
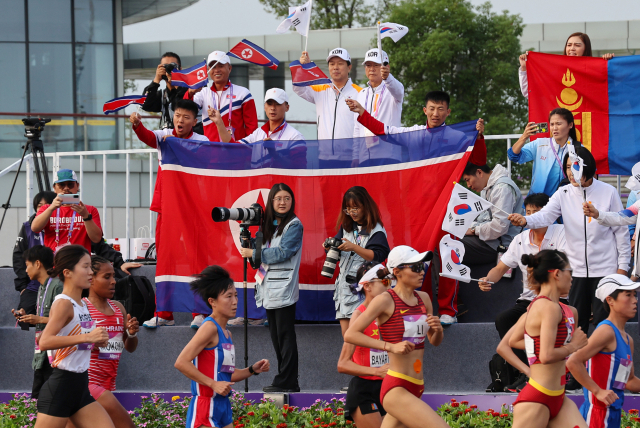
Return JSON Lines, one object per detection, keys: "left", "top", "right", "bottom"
{"left": 170, "top": 61, "right": 208, "bottom": 89}
{"left": 228, "top": 39, "right": 279, "bottom": 70}
{"left": 289, "top": 60, "right": 331, "bottom": 87}
{"left": 102, "top": 95, "right": 146, "bottom": 115}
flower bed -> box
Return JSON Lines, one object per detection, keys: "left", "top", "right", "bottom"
{"left": 3, "top": 392, "right": 640, "bottom": 428}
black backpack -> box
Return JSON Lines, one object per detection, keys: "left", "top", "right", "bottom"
{"left": 487, "top": 353, "right": 518, "bottom": 392}
{"left": 113, "top": 275, "right": 156, "bottom": 324}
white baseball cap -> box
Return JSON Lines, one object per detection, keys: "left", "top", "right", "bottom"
{"left": 387, "top": 245, "right": 432, "bottom": 270}
{"left": 595, "top": 274, "right": 640, "bottom": 302}
{"left": 264, "top": 88, "right": 288, "bottom": 104}
{"left": 326, "top": 47, "right": 351, "bottom": 63}
{"left": 362, "top": 49, "right": 389, "bottom": 65}
{"left": 207, "top": 51, "right": 231, "bottom": 67}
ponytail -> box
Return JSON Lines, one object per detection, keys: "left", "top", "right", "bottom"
{"left": 47, "top": 245, "right": 90, "bottom": 282}
{"left": 521, "top": 250, "right": 569, "bottom": 293}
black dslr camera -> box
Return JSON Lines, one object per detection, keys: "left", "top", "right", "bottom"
{"left": 161, "top": 62, "right": 179, "bottom": 80}
{"left": 321, "top": 237, "right": 342, "bottom": 278}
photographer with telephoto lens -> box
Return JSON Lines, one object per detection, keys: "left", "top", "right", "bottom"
{"left": 325, "top": 186, "right": 389, "bottom": 337}
{"left": 238, "top": 183, "right": 303, "bottom": 393}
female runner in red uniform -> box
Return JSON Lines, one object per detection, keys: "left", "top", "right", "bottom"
{"left": 498, "top": 249, "right": 588, "bottom": 428}
{"left": 345, "top": 246, "right": 446, "bottom": 428}
{"left": 338, "top": 262, "right": 391, "bottom": 428}
{"left": 83, "top": 256, "right": 140, "bottom": 428}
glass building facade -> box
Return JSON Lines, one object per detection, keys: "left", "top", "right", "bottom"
{"left": 0, "top": 0, "right": 121, "bottom": 157}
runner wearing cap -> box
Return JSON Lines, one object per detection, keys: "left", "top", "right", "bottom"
{"left": 567, "top": 274, "right": 640, "bottom": 428}
{"left": 31, "top": 169, "right": 102, "bottom": 254}
{"left": 345, "top": 246, "right": 447, "bottom": 428}
{"left": 338, "top": 262, "right": 391, "bottom": 428}
{"left": 294, "top": 48, "right": 362, "bottom": 168}
{"left": 352, "top": 49, "right": 404, "bottom": 167}
{"left": 185, "top": 51, "right": 258, "bottom": 143}
{"left": 211, "top": 88, "right": 306, "bottom": 169}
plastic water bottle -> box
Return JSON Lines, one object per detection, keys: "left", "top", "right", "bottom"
{"left": 114, "top": 238, "right": 120, "bottom": 252}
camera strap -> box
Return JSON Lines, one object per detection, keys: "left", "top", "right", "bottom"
{"left": 549, "top": 137, "right": 569, "bottom": 179}
{"left": 55, "top": 208, "right": 75, "bottom": 246}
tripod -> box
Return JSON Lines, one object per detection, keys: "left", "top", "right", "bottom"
{"left": 0, "top": 118, "right": 51, "bottom": 233}
{"left": 240, "top": 224, "right": 262, "bottom": 392}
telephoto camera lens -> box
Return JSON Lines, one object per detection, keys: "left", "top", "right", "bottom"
{"left": 212, "top": 207, "right": 257, "bottom": 222}
{"left": 321, "top": 238, "right": 342, "bottom": 278}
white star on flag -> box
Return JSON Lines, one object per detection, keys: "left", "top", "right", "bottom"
{"left": 439, "top": 235, "right": 471, "bottom": 283}
{"left": 441, "top": 183, "right": 494, "bottom": 239}
{"left": 276, "top": 0, "right": 312, "bottom": 36}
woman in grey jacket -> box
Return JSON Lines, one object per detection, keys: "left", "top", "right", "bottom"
{"left": 240, "top": 183, "right": 303, "bottom": 393}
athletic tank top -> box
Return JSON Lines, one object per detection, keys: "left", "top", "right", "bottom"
{"left": 352, "top": 304, "right": 389, "bottom": 380}
{"left": 583, "top": 320, "right": 632, "bottom": 409}
{"left": 191, "top": 317, "right": 235, "bottom": 398}
{"left": 524, "top": 295, "right": 575, "bottom": 365}
{"left": 379, "top": 289, "right": 429, "bottom": 350}
{"left": 84, "top": 298, "right": 124, "bottom": 391}
{"left": 47, "top": 294, "right": 95, "bottom": 373}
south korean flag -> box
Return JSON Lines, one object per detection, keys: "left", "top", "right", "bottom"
{"left": 441, "top": 183, "right": 494, "bottom": 239}
{"left": 439, "top": 235, "right": 471, "bottom": 283}
{"left": 625, "top": 161, "right": 640, "bottom": 192}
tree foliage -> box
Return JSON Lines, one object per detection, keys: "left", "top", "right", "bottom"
{"left": 383, "top": 0, "right": 531, "bottom": 185}
{"left": 259, "top": 0, "right": 380, "bottom": 29}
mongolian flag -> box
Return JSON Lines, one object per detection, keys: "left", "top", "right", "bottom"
{"left": 228, "top": 39, "right": 279, "bottom": 70}
{"left": 170, "top": 61, "right": 208, "bottom": 89}
{"left": 526, "top": 52, "right": 640, "bottom": 174}
{"left": 102, "top": 95, "right": 146, "bottom": 115}
{"left": 155, "top": 122, "right": 479, "bottom": 320}
{"left": 289, "top": 60, "right": 331, "bottom": 87}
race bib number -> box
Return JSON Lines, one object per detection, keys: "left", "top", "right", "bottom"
{"left": 77, "top": 319, "right": 95, "bottom": 351}
{"left": 613, "top": 358, "right": 632, "bottom": 390}
{"left": 221, "top": 343, "right": 235, "bottom": 373}
{"left": 402, "top": 315, "right": 429, "bottom": 345}
{"left": 98, "top": 332, "right": 124, "bottom": 360}
{"left": 525, "top": 336, "right": 537, "bottom": 365}
{"left": 370, "top": 349, "right": 389, "bottom": 368}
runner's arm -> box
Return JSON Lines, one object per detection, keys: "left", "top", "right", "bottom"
{"left": 497, "top": 314, "right": 530, "bottom": 375}
{"left": 112, "top": 301, "right": 138, "bottom": 353}
{"left": 567, "top": 324, "right": 619, "bottom": 402}
{"left": 345, "top": 293, "right": 396, "bottom": 352}
{"left": 418, "top": 291, "right": 443, "bottom": 347}
{"left": 175, "top": 322, "right": 227, "bottom": 389}
{"left": 337, "top": 310, "right": 388, "bottom": 378}
{"left": 39, "top": 299, "right": 107, "bottom": 350}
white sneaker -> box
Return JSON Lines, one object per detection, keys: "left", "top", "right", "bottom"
{"left": 191, "top": 315, "right": 206, "bottom": 330}
{"left": 228, "top": 317, "right": 245, "bottom": 326}
{"left": 249, "top": 318, "right": 267, "bottom": 326}
{"left": 440, "top": 315, "right": 458, "bottom": 325}
{"left": 143, "top": 317, "right": 175, "bottom": 329}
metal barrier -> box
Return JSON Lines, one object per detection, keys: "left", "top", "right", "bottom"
{"left": 3, "top": 134, "right": 626, "bottom": 241}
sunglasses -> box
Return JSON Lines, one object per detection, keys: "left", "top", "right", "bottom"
{"left": 56, "top": 181, "right": 76, "bottom": 189}
{"left": 397, "top": 262, "right": 426, "bottom": 273}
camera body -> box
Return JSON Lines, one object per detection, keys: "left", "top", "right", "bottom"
{"left": 23, "top": 117, "right": 51, "bottom": 139}
{"left": 161, "top": 62, "right": 179, "bottom": 81}
{"left": 321, "top": 237, "right": 342, "bottom": 278}
{"left": 212, "top": 203, "right": 262, "bottom": 227}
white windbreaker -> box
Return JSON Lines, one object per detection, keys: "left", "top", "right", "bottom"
{"left": 596, "top": 201, "right": 639, "bottom": 275}
{"left": 293, "top": 79, "right": 362, "bottom": 161}
{"left": 525, "top": 180, "right": 630, "bottom": 278}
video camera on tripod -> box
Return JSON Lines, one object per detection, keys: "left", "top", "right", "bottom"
{"left": 0, "top": 117, "right": 52, "bottom": 233}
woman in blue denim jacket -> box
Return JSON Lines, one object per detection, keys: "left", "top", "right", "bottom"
{"left": 240, "top": 183, "right": 303, "bottom": 392}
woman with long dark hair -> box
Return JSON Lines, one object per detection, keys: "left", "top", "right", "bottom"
{"left": 239, "top": 182, "right": 303, "bottom": 392}
{"left": 508, "top": 108, "right": 580, "bottom": 196}
{"left": 326, "top": 186, "right": 390, "bottom": 336}
{"left": 35, "top": 245, "right": 113, "bottom": 428}
{"left": 498, "top": 250, "right": 587, "bottom": 428}
{"left": 519, "top": 32, "right": 615, "bottom": 98}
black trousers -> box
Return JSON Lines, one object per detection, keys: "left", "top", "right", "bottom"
{"left": 569, "top": 276, "right": 607, "bottom": 334}
{"left": 461, "top": 235, "right": 498, "bottom": 265}
{"left": 495, "top": 299, "right": 530, "bottom": 366}
{"left": 18, "top": 289, "right": 38, "bottom": 330}
{"left": 265, "top": 303, "right": 299, "bottom": 389}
